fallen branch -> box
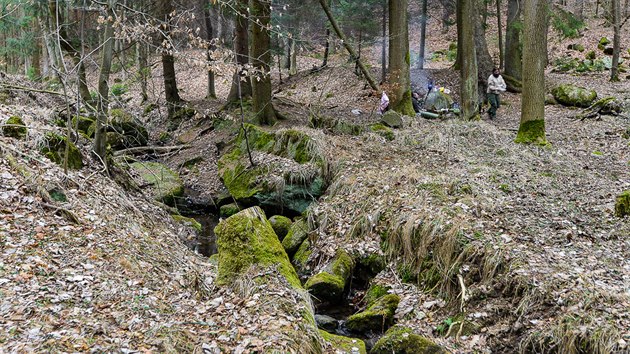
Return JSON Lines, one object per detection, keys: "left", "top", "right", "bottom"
{"left": 0, "top": 83, "right": 68, "bottom": 97}
{"left": 113, "top": 145, "right": 190, "bottom": 157}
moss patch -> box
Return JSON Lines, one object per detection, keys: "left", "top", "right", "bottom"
{"left": 219, "top": 203, "right": 241, "bottom": 217}
{"left": 172, "top": 215, "right": 202, "bottom": 233}
{"left": 293, "top": 238, "right": 312, "bottom": 275}
{"left": 269, "top": 215, "right": 292, "bottom": 240}
{"left": 370, "top": 124, "right": 395, "bottom": 141}
{"left": 364, "top": 284, "right": 391, "bottom": 307}
{"left": 72, "top": 115, "right": 95, "bottom": 135}
{"left": 305, "top": 249, "right": 355, "bottom": 304}
{"left": 615, "top": 190, "right": 630, "bottom": 217}
{"left": 346, "top": 294, "right": 400, "bottom": 333}
{"left": 371, "top": 326, "right": 447, "bottom": 354}
{"left": 551, "top": 84, "right": 597, "bottom": 107}
{"left": 515, "top": 120, "right": 548, "bottom": 145}
{"left": 319, "top": 330, "right": 366, "bottom": 354}
{"left": 40, "top": 133, "right": 83, "bottom": 170}
{"left": 282, "top": 219, "right": 309, "bottom": 257}
{"left": 130, "top": 162, "right": 183, "bottom": 205}
{"left": 214, "top": 206, "right": 300, "bottom": 288}
{"left": 3, "top": 116, "right": 27, "bottom": 139}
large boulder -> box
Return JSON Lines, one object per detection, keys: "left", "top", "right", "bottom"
{"left": 346, "top": 294, "right": 400, "bottom": 334}
{"left": 214, "top": 206, "right": 300, "bottom": 288}
{"left": 282, "top": 218, "right": 309, "bottom": 257}
{"left": 424, "top": 91, "right": 453, "bottom": 112}
{"left": 615, "top": 190, "right": 630, "bottom": 217}
{"left": 304, "top": 249, "right": 354, "bottom": 304}
{"left": 39, "top": 133, "right": 83, "bottom": 170}
{"left": 371, "top": 326, "right": 448, "bottom": 354}
{"left": 551, "top": 84, "right": 597, "bottom": 108}
{"left": 108, "top": 109, "right": 149, "bottom": 149}
{"left": 269, "top": 215, "right": 293, "bottom": 240}
{"left": 218, "top": 124, "right": 327, "bottom": 215}
{"left": 130, "top": 162, "right": 183, "bottom": 206}
{"left": 381, "top": 111, "right": 403, "bottom": 129}
{"left": 3, "top": 116, "right": 27, "bottom": 139}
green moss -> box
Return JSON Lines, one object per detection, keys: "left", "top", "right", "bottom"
{"left": 214, "top": 206, "right": 301, "bottom": 288}
{"left": 71, "top": 115, "right": 95, "bottom": 136}
{"left": 172, "top": 215, "right": 203, "bottom": 233}
{"left": 364, "top": 284, "right": 391, "bottom": 306}
{"left": 220, "top": 203, "right": 241, "bottom": 217}
{"left": 130, "top": 162, "right": 183, "bottom": 205}
{"left": 39, "top": 133, "right": 83, "bottom": 169}
{"left": 551, "top": 84, "right": 597, "bottom": 107}
{"left": 585, "top": 50, "right": 596, "bottom": 60}
{"left": 370, "top": 124, "right": 395, "bottom": 141}
{"left": 615, "top": 190, "right": 630, "bottom": 217}
{"left": 304, "top": 272, "right": 345, "bottom": 301}
{"left": 319, "top": 330, "right": 367, "bottom": 354}
{"left": 110, "top": 108, "right": 133, "bottom": 122}
{"left": 391, "top": 90, "right": 416, "bottom": 117}
{"left": 293, "top": 239, "right": 312, "bottom": 274}
{"left": 282, "top": 219, "right": 309, "bottom": 257}
{"left": 346, "top": 294, "right": 400, "bottom": 333}
{"left": 269, "top": 215, "right": 292, "bottom": 240}
{"left": 371, "top": 326, "right": 447, "bottom": 354}
{"left": 143, "top": 103, "right": 157, "bottom": 115}
{"left": 515, "top": 120, "right": 548, "bottom": 145}
{"left": 358, "top": 254, "right": 386, "bottom": 277}
{"left": 3, "top": 116, "right": 27, "bottom": 139}
{"left": 331, "top": 249, "right": 354, "bottom": 281}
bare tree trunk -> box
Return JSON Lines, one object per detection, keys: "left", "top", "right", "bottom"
{"left": 157, "top": 0, "right": 182, "bottom": 117}
{"left": 32, "top": 19, "right": 42, "bottom": 79}
{"left": 388, "top": 0, "right": 415, "bottom": 115}
{"left": 289, "top": 38, "right": 297, "bottom": 76}
{"left": 322, "top": 27, "right": 331, "bottom": 68}
{"left": 95, "top": 0, "right": 116, "bottom": 166}
{"left": 497, "top": 0, "right": 504, "bottom": 69}
{"left": 474, "top": 0, "right": 495, "bottom": 99}
{"left": 454, "top": 0, "right": 463, "bottom": 70}
{"left": 516, "top": 0, "right": 547, "bottom": 144}
{"left": 381, "top": 0, "right": 387, "bottom": 82}
{"left": 504, "top": 0, "right": 522, "bottom": 82}
{"left": 204, "top": 1, "right": 217, "bottom": 98}
{"left": 460, "top": 0, "right": 479, "bottom": 120}
{"left": 318, "top": 0, "right": 379, "bottom": 90}
{"left": 250, "top": 0, "right": 277, "bottom": 125}
{"left": 610, "top": 0, "right": 620, "bottom": 81}
{"left": 136, "top": 43, "right": 149, "bottom": 103}
{"left": 227, "top": 0, "right": 251, "bottom": 103}
{"left": 418, "top": 0, "right": 428, "bottom": 69}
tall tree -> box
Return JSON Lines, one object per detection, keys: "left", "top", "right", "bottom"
{"left": 381, "top": 0, "right": 387, "bottom": 82}
{"left": 610, "top": 0, "right": 621, "bottom": 81}
{"left": 516, "top": 0, "right": 547, "bottom": 144}
{"left": 388, "top": 0, "right": 414, "bottom": 115}
{"left": 204, "top": 1, "right": 217, "bottom": 98}
{"left": 474, "top": 0, "right": 495, "bottom": 98}
{"left": 418, "top": 0, "right": 428, "bottom": 69}
{"left": 156, "top": 0, "right": 182, "bottom": 117}
{"left": 504, "top": 0, "right": 522, "bottom": 88}
{"left": 226, "top": 0, "right": 252, "bottom": 104}
{"left": 497, "top": 0, "right": 504, "bottom": 69}
{"left": 460, "top": 0, "right": 479, "bottom": 120}
{"left": 250, "top": 0, "right": 277, "bottom": 125}
{"left": 94, "top": 0, "right": 116, "bottom": 166}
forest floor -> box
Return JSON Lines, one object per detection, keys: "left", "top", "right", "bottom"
{"left": 1, "top": 13, "right": 630, "bottom": 354}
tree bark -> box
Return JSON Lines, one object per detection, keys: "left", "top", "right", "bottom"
{"left": 474, "top": 0, "right": 495, "bottom": 99}
{"left": 418, "top": 0, "right": 428, "bottom": 69}
{"left": 388, "top": 0, "right": 415, "bottom": 115}
{"left": 322, "top": 27, "right": 331, "bottom": 68}
{"left": 136, "top": 42, "right": 149, "bottom": 103}
{"left": 610, "top": 0, "right": 621, "bottom": 81}
{"left": 227, "top": 0, "right": 251, "bottom": 103}
{"left": 289, "top": 38, "right": 297, "bottom": 76}
{"left": 94, "top": 0, "right": 116, "bottom": 166}
{"left": 204, "top": 1, "right": 217, "bottom": 98}
{"left": 381, "top": 0, "right": 387, "bottom": 82}
{"left": 497, "top": 0, "right": 504, "bottom": 69}
{"left": 157, "top": 0, "right": 182, "bottom": 117}
{"left": 454, "top": 0, "right": 463, "bottom": 70}
{"left": 460, "top": 0, "right": 479, "bottom": 120}
{"left": 504, "top": 0, "right": 522, "bottom": 82}
{"left": 516, "top": 0, "right": 547, "bottom": 144}
{"left": 250, "top": 0, "right": 277, "bottom": 125}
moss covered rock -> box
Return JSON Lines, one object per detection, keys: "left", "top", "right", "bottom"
{"left": 304, "top": 249, "right": 354, "bottom": 304}
{"left": 72, "top": 115, "right": 95, "bottom": 135}
{"left": 364, "top": 283, "right": 391, "bottom": 307}
{"left": 346, "top": 294, "right": 400, "bottom": 334}
{"left": 218, "top": 124, "right": 326, "bottom": 215}
{"left": 282, "top": 219, "right": 309, "bottom": 256}
{"left": 371, "top": 326, "right": 448, "bottom": 354}
{"left": 615, "top": 190, "right": 630, "bottom": 217}
{"left": 269, "top": 215, "right": 292, "bottom": 240}
{"left": 319, "top": 330, "right": 367, "bottom": 354}
{"left": 220, "top": 203, "right": 241, "bottom": 217}
{"left": 424, "top": 91, "right": 453, "bottom": 112}
{"left": 108, "top": 108, "right": 148, "bottom": 149}
{"left": 293, "top": 238, "right": 313, "bottom": 276}
{"left": 40, "top": 133, "right": 83, "bottom": 169}
{"left": 371, "top": 124, "right": 395, "bottom": 140}
{"left": 213, "top": 206, "right": 300, "bottom": 288}
{"left": 381, "top": 111, "right": 403, "bottom": 129}
{"left": 130, "top": 162, "right": 183, "bottom": 205}
{"left": 3, "top": 116, "right": 27, "bottom": 139}
{"left": 551, "top": 84, "right": 597, "bottom": 107}
{"left": 171, "top": 214, "right": 203, "bottom": 233}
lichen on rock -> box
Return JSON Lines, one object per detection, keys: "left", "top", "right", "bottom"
{"left": 371, "top": 326, "right": 448, "bottom": 354}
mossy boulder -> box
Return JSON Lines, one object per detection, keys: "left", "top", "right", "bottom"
{"left": 381, "top": 111, "right": 403, "bottom": 129}
{"left": 218, "top": 124, "right": 326, "bottom": 215}
{"left": 304, "top": 249, "right": 354, "bottom": 304}
{"left": 269, "top": 215, "right": 292, "bottom": 240}
{"left": 356, "top": 254, "right": 386, "bottom": 284}
{"left": 346, "top": 294, "right": 400, "bottom": 334}
{"left": 315, "top": 315, "right": 338, "bottom": 332}
{"left": 171, "top": 214, "right": 203, "bottom": 233}
{"left": 130, "top": 162, "right": 183, "bottom": 206}
{"left": 219, "top": 203, "right": 241, "bottom": 217}
{"left": 282, "top": 219, "right": 309, "bottom": 257}
{"left": 213, "top": 206, "right": 300, "bottom": 288}
{"left": 3, "top": 116, "right": 27, "bottom": 139}
{"left": 364, "top": 283, "right": 392, "bottom": 307}
{"left": 615, "top": 190, "right": 630, "bottom": 217}
{"left": 72, "top": 115, "right": 95, "bottom": 135}
{"left": 40, "top": 133, "right": 83, "bottom": 169}
{"left": 424, "top": 91, "right": 453, "bottom": 112}
{"left": 371, "top": 326, "right": 448, "bottom": 354}
{"left": 568, "top": 43, "right": 585, "bottom": 52}
{"left": 108, "top": 108, "right": 148, "bottom": 149}
{"left": 293, "top": 238, "right": 313, "bottom": 276}
{"left": 598, "top": 37, "right": 610, "bottom": 50}
{"left": 551, "top": 84, "right": 597, "bottom": 108}
{"left": 586, "top": 50, "right": 597, "bottom": 60}
{"left": 371, "top": 124, "right": 395, "bottom": 141}
{"left": 319, "top": 330, "right": 367, "bottom": 354}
